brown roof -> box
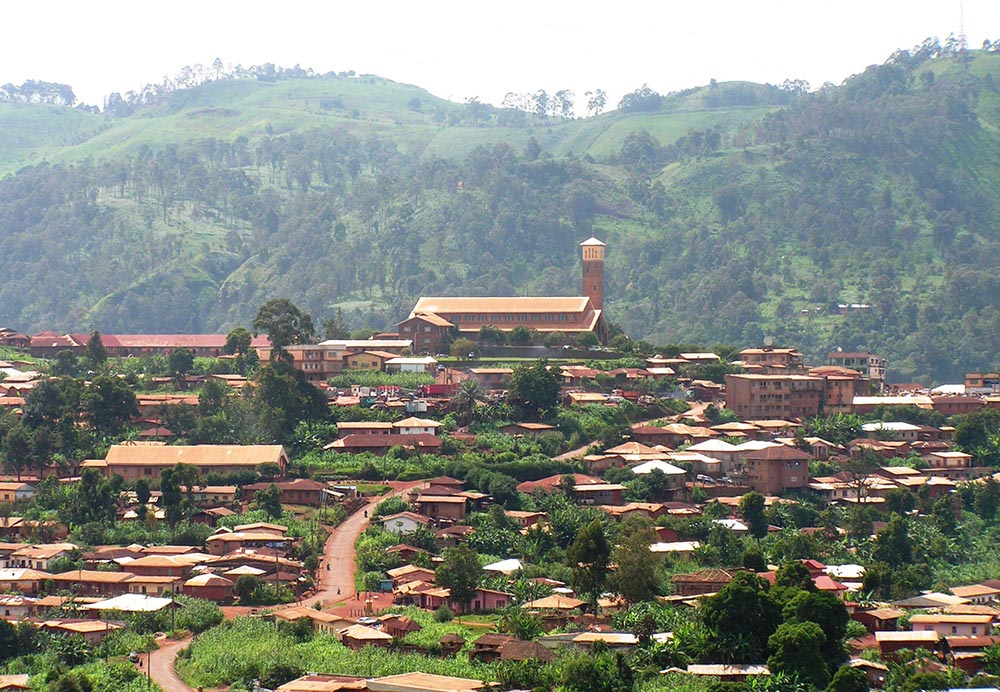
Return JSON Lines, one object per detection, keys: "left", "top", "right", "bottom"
{"left": 499, "top": 639, "right": 555, "bottom": 662}
{"left": 51, "top": 570, "right": 133, "bottom": 584}
{"left": 412, "top": 296, "right": 592, "bottom": 314}
{"left": 744, "top": 445, "right": 812, "bottom": 461}
{"left": 672, "top": 569, "right": 737, "bottom": 584}
{"left": 105, "top": 444, "right": 286, "bottom": 466}
{"left": 325, "top": 434, "right": 442, "bottom": 450}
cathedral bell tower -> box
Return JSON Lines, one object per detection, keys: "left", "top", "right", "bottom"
{"left": 580, "top": 237, "right": 606, "bottom": 311}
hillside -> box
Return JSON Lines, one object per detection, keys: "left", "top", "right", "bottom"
{"left": 1, "top": 46, "right": 999, "bottom": 383}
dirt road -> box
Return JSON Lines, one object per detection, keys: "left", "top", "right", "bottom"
{"left": 147, "top": 637, "right": 194, "bottom": 692}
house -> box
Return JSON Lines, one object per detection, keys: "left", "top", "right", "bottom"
{"left": 0, "top": 483, "right": 34, "bottom": 503}
{"left": 272, "top": 605, "right": 354, "bottom": 636}
{"left": 339, "top": 624, "right": 395, "bottom": 650}
{"left": 572, "top": 483, "right": 626, "bottom": 506}
{"left": 744, "top": 445, "right": 811, "bottom": 494}
{"left": 685, "top": 665, "right": 770, "bottom": 682}
{"left": 909, "top": 614, "right": 995, "bottom": 637}
{"left": 516, "top": 473, "right": 602, "bottom": 494}
{"left": 182, "top": 574, "right": 234, "bottom": 602}
{"left": 419, "top": 586, "right": 512, "bottom": 612}
{"left": 343, "top": 350, "right": 398, "bottom": 372}
{"left": 9, "top": 543, "right": 77, "bottom": 571}
{"left": 39, "top": 619, "right": 123, "bottom": 644}
{"left": 854, "top": 607, "right": 906, "bottom": 632}
{"left": 393, "top": 417, "right": 442, "bottom": 436}
{"left": 672, "top": 569, "right": 737, "bottom": 597}
{"left": 335, "top": 421, "right": 395, "bottom": 436}
{"left": 387, "top": 564, "right": 437, "bottom": 585}
{"left": 951, "top": 584, "right": 1000, "bottom": 605}
{"left": 367, "top": 672, "right": 487, "bottom": 692}
{"left": 179, "top": 485, "right": 239, "bottom": 506}
{"left": 380, "top": 512, "right": 431, "bottom": 536}
{"left": 499, "top": 422, "right": 557, "bottom": 437}
{"left": 875, "top": 630, "right": 942, "bottom": 660}
{"left": 466, "top": 368, "right": 514, "bottom": 388}
{"left": 241, "top": 478, "right": 330, "bottom": 507}
{"left": 277, "top": 675, "right": 368, "bottom": 692}
{"left": 0, "top": 568, "right": 49, "bottom": 595}
{"left": 50, "top": 570, "right": 134, "bottom": 597}
{"left": 0, "top": 674, "right": 30, "bottom": 691}
{"left": 413, "top": 495, "right": 467, "bottom": 522}
{"left": 29, "top": 332, "right": 269, "bottom": 359}
{"left": 385, "top": 357, "right": 438, "bottom": 374}
{"left": 121, "top": 554, "right": 203, "bottom": 578}
{"left": 84, "top": 444, "right": 288, "bottom": 481}
{"left": 520, "top": 594, "right": 586, "bottom": 611}
{"left": 738, "top": 347, "right": 804, "bottom": 370}
{"left": 124, "top": 575, "right": 181, "bottom": 596}
{"left": 324, "top": 434, "right": 442, "bottom": 455}
{"left": 205, "top": 528, "right": 291, "bottom": 556}
{"left": 725, "top": 374, "right": 824, "bottom": 419}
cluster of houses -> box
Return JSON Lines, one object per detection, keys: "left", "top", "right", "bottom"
{"left": 0, "top": 519, "right": 303, "bottom": 605}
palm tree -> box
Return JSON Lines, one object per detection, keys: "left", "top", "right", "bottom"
{"left": 451, "top": 379, "right": 482, "bottom": 426}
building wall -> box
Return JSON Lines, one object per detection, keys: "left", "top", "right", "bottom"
{"left": 746, "top": 458, "right": 807, "bottom": 494}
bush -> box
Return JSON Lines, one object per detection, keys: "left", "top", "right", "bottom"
{"left": 433, "top": 605, "right": 453, "bottom": 623}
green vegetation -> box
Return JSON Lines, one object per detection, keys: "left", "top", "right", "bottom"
{"left": 0, "top": 45, "right": 999, "bottom": 381}
{"left": 177, "top": 617, "right": 493, "bottom": 690}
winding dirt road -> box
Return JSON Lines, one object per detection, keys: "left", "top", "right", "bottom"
{"left": 146, "top": 637, "right": 194, "bottom": 692}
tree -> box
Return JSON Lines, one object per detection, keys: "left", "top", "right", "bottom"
{"left": 509, "top": 326, "right": 532, "bottom": 344}
{"left": 872, "top": 513, "right": 912, "bottom": 567}
{"left": 826, "top": 666, "right": 869, "bottom": 692}
{"left": 83, "top": 375, "right": 139, "bottom": 438}
{"left": 702, "top": 572, "right": 781, "bottom": 663}
{"left": 169, "top": 347, "right": 194, "bottom": 382}
{"left": 225, "top": 327, "right": 252, "bottom": 356}
{"left": 234, "top": 575, "right": 260, "bottom": 603}
{"left": 508, "top": 359, "right": 560, "bottom": 420}
{"left": 586, "top": 89, "right": 608, "bottom": 116}
{"left": 478, "top": 324, "right": 506, "bottom": 344}
{"left": 160, "top": 468, "right": 183, "bottom": 531}
{"left": 568, "top": 518, "right": 611, "bottom": 610}
{"left": 435, "top": 544, "right": 483, "bottom": 614}
{"left": 738, "top": 491, "right": 768, "bottom": 540}
{"left": 576, "top": 331, "right": 600, "bottom": 348}
{"left": 254, "top": 361, "right": 328, "bottom": 441}
{"left": 451, "top": 379, "right": 483, "bottom": 425}
{"left": 135, "top": 478, "right": 151, "bottom": 507}
{"left": 450, "top": 337, "right": 477, "bottom": 360}
{"left": 767, "top": 621, "right": 830, "bottom": 689}
{"left": 610, "top": 516, "right": 660, "bottom": 604}
{"left": 253, "top": 298, "right": 315, "bottom": 362}
{"left": 86, "top": 331, "right": 107, "bottom": 367}
{"left": 774, "top": 561, "right": 815, "bottom": 591}
{"left": 2, "top": 425, "right": 31, "bottom": 480}
{"left": 255, "top": 483, "right": 283, "bottom": 519}
{"left": 784, "top": 590, "right": 849, "bottom": 669}
{"left": 50, "top": 350, "right": 81, "bottom": 377}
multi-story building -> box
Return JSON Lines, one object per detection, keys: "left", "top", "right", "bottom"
{"left": 744, "top": 445, "right": 812, "bottom": 494}
{"left": 738, "top": 347, "right": 804, "bottom": 371}
{"left": 828, "top": 351, "right": 886, "bottom": 388}
{"left": 725, "top": 372, "right": 859, "bottom": 420}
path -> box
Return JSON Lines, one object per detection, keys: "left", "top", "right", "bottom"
{"left": 147, "top": 637, "right": 194, "bottom": 692}
{"left": 304, "top": 481, "right": 422, "bottom": 609}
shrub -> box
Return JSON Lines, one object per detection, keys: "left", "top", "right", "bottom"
{"left": 433, "top": 605, "right": 453, "bottom": 623}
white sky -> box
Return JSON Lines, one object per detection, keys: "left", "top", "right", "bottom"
{"left": 2, "top": 1, "right": 998, "bottom": 109}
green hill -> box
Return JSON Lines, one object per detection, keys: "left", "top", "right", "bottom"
{"left": 1, "top": 48, "right": 999, "bottom": 384}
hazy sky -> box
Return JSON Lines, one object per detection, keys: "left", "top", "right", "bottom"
{"left": 3, "top": 1, "right": 998, "bottom": 109}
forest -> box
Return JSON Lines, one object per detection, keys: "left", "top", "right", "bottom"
{"left": 2, "top": 42, "right": 1000, "bottom": 383}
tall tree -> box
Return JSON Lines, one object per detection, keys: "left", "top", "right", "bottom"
{"left": 738, "top": 491, "right": 768, "bottom": 540}
{"left": 83, "top": 375, "right": 139, "bottom": 438}
{"left": 702, "top": 572, "right": 781, "bottom": 663}
{"left": 255, "top": 483, "right": 283, "bottom": 519}
{"left": 85, "top": 331, "right": 107, "bottom": 368}
{"left": 225, "top": 327, "right": 252, "bottom": 356}
{"left": 253, "top": 298, "right": 315, "bottom": 362}
{"left": 568, "top": 518, "right": 611, "bottom": 610}
{"left": 610, "top": 516, "right": 660, "bottom": 604}
{"left": 2, "top": 425, "right": 31, "bottom": 480}
{"left": 767, "top": 621, "right": 831, "bottom": 689}
{"left": 435, "top": 544, "right": 483, "bottom": 614}
{"left": 169, "top": 347, "right": 194, "bottom": 383}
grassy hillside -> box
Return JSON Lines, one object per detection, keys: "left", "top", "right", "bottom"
{"left": 1, "top": 48, "right": 1000, "bottom": 384}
